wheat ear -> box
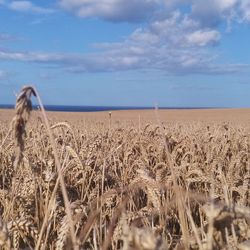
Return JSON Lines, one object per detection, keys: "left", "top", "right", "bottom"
{"left": 12, "top": 86, "right": 36, "bottom": 169}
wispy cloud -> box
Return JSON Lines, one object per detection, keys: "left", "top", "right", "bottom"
{"left": 170, "top": 0, "right": 250, "bottom": 27}
{"left": 2, "top": 1, "right": 55, "bottom": 14}
{"left": 186, "top": 30, "right": 220, "bottom": 46}
{"left": 59, "top": 0, "right": 162, "bottom": 22}
{"left": 240, "top": 0, "right": 250, "bottom": 22}
{"left": 0, "top": 34, "right": 248, "bottom": 76}
{"left": 0, "top": 32, "right": 17, "bottom": 41}
{"left": 0, "top": 70, "right": 10, "bottom": 80}
{"left": 168, "top": 83, "right": 215, "bottom": 91}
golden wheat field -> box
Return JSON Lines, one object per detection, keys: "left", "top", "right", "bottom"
{"left": 0, "top": 88, "right": 250, "bottom": 250}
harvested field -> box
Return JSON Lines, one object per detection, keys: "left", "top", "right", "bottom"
{"left": 0, "top": 93, "right": 250, "bottom": 249}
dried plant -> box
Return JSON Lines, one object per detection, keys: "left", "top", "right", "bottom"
{"left": 0, "top": 216, "right": 10, "bottom": 249}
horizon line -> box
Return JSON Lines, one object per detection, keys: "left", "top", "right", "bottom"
{"left": 0, "top": 104, "right": 238, "bottom": 112}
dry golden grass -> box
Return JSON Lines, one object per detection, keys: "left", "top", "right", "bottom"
{"left": 0, "top": 88, "right": 250, "bottom": 249}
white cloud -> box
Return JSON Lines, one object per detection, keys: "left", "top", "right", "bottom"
{"left": 240, "top": 0, "right": 250, "bottom": 22}
{"left": 191, "top": 1, "right": 226, "bottom": 27}
{"left": 189, "top": 0, "right": 250, "bottom": 28}
{"left": 0, "top": 1, "right": 249, "bottom": 76}
{"left": 0, "top": 34, "right": 247, "bottom": 75}
{"left": 0, "top": 49, "right": 78, "bottom": 63}
{"left": 186, "top": 30, "right": 220, "bottom": 46}
{"left": 8, "top": 1, "right": 55, "bottom": 14}
{"left": 218, "top": 0, "right": 237, "bottom": 10}
{"left": 59, "top": 0, "right": 162, "bottom": 22}
{"left": 57, "top": 0, "right": 250, "bottom": 29}
{"left": 129, "top": 29, "right": 159, "bottom": 45}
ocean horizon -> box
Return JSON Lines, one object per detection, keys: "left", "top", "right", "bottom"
{"left": 0, "top": 104, "right": 221, "bottom": 112}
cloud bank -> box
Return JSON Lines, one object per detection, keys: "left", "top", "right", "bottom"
{"left": 59, "top": 0, "right": 162, "bottom": 22}
{"left": 9, "top": 1, "right": 54, "bottom": 14}
{"left": 0, "top": 0, "right": 250, "bottom": 75}
{"left": 58, "top": 0, "right": 250, "bottom": 24}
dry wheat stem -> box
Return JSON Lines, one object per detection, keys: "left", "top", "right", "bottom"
{"left": 102, "top": 196, "right": 128, "bottom": 250}
{"left": 154, "top": 106, "right": 190, "bottom": 249}
{"left": 32, "top": 86, "right": 78, "bottom": 250}
{"left": 0, "top": 126, "right": 12, "bottom": 154}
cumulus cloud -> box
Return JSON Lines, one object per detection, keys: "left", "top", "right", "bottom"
{"left": 8, "top": 1, "right": 54, "bottom": 14}
{"left": 58, "top": 0, "right": 250, "bottom": 25}
{"left": 191, "top": 0, "right": 238, "bottom": 28}
{"left": 2, "top": 0, "right": 250, "bottom": 26}
{"left": 2, "top": 0, "right": 249, "bottom": 27}
{"left": 59, "top": 0, "right": 162, "bottom": 22}
{"left": 0, "top": 10, "right": 243, "bottom": 76}
{"left": 129, "top": 11, "right": 221, "bottom": 48}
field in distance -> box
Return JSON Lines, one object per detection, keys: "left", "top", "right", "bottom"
{"left": 1, "top": 107, "right": 250, "bottom": 124}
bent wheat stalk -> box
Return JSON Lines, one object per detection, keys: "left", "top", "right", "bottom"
{"left": 34, "top": 87, "right": 78, "bottom": 250}
{"left": 13, "top": 85, "right": 78, "bottom": 250}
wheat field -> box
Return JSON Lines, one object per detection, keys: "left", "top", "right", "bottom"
{"left": 0, "top": 87, "right": 250, "bottom": 250}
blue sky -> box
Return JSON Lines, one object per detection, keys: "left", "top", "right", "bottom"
{"left": 0, "top": 0, "right": 250, "bottom": 107}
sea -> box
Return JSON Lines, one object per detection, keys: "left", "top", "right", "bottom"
{"left": 0, "top": 104, "right": 216, "bottom": 112}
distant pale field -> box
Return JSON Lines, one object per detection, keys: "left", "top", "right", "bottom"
{"left": 1, "top": 108, "right": 250, "bottom": 124}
